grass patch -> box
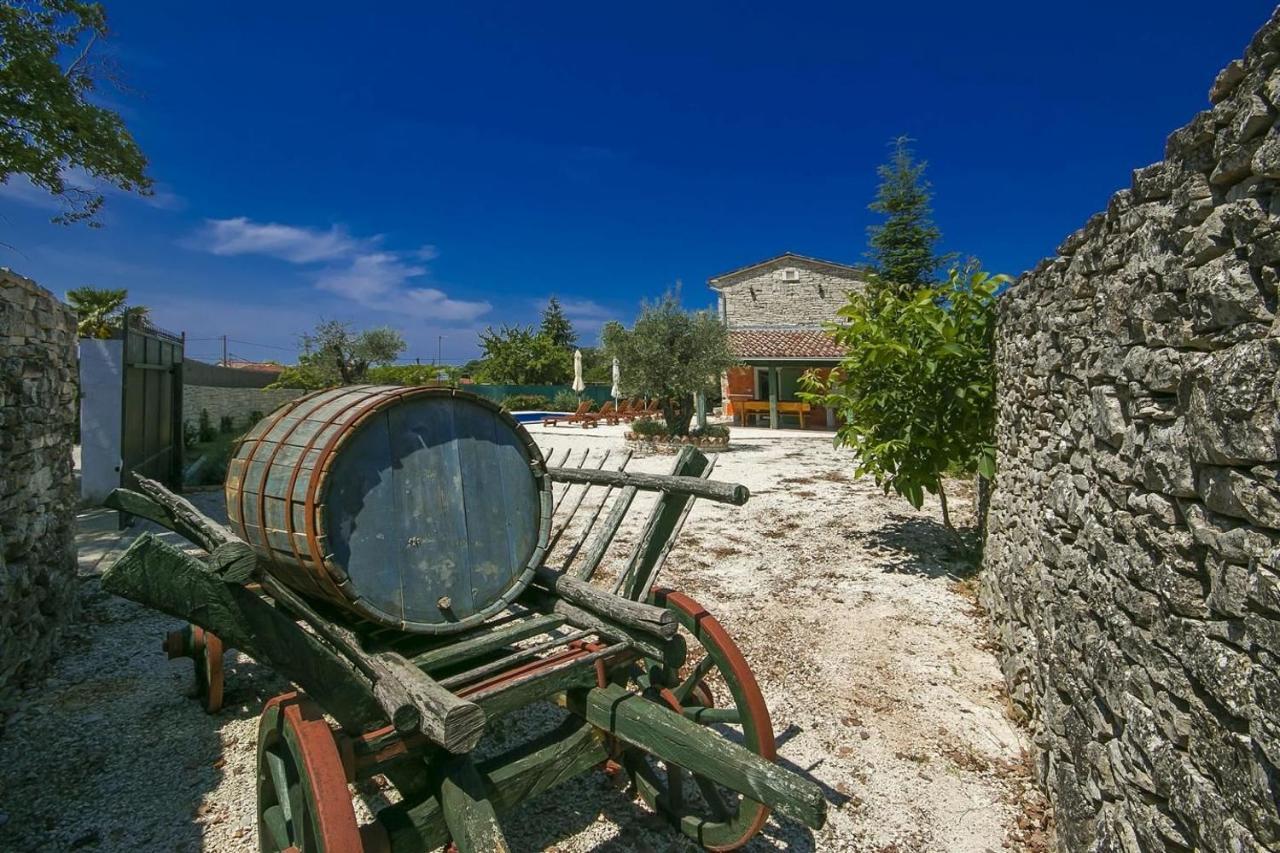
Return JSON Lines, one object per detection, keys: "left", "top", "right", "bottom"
{"left": 185, "top": 431, "right": 239, "bottom": 487}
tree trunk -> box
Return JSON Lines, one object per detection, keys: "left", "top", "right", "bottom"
{"left": 936, "top": 475, "right": 953, "bottom": 533}
{"left": 663, "top": 397, "right": 694, "bottom": 436}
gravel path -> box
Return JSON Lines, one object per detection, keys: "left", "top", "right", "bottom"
{"left": 0, "top": 424, "right": 1043, "bottom": 852}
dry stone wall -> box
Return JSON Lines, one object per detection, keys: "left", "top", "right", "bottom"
{"left": 0, "top": 271, "right": 78, "bottom": 704}
{"left": 982, "top": 13, "right": 1280, "bottom": 851}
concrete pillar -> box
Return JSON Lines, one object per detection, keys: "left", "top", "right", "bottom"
{"left": 696, "top": 391, "right": 707, "bottom": 430}
{"left": 768, "top": 366, "right": 779, "bottom": 429}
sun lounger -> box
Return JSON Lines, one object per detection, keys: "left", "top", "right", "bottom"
{"left": 543, "top": 401, "right": 597, "bottom": 428}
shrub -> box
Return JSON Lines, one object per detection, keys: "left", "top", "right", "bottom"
{"left": 182, "top": 421, "right": 199, "bottom": 449}
{"left": 690, "top": 424, "right": 730, "bottom": 439}
{"left": 550, "top": 389, "right": 580, "bottom": 412}
{"left": 197, "top": 408, "right": 216, "bottom": 443}
{"left": 499, "top": 394, "right": 552, "bottom": 412}
{"left": 247, "top": 410, "right": 265, "bottom": 427}
{"left": 219, "top": 414, "right": 235, "bottom": 434}
{"left": 630, "top": 418, "right": 669, "bottom": 437}
{"left": 801, "top": 268, "right": 1007, "bottom": 533}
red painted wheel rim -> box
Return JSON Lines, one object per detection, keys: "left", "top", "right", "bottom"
{"left": 628, "top": 588, "right": 776, "bottom": 851}
{"left": 197, "top": 629, "right": 225, "bottom": 714}
{"left": 256, "top": 692, "right": 364, "bottom": 853}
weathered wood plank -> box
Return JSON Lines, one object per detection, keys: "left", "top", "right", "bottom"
{"left": 567, "top": 683, "right": 826, "bottom": 830}
{"left": 257, "top": 574, "right": 486, "bottom": 754}
{"left": 438, "top": 629, "right": 592, "bottom": 690}
{"left": 573, "top": 484, "right": 638, "bottom": 580}
{"left": 547, "top": 465, "right": 748, "bottom": 505}
{"left": 107, "top": 478, "right": 237, "bottom": 551}
{"left": 532, "top": 566, "right": 676, "bottom": 638}
{"left": 519, "top": 587, "right": 683, "bottom": 667}
{"left": 547, "top": 449, "right": 612, "bottom": 551}
{"left": 619, "top": 447, "right": 712, "bottom": 601}
{"left": 100, "top": 534, "right": 380, "bottom": 729}
{"left": 436, "top": 755, "right": 509, "bottom": 853}
{"left": 410, "top": 613, "right": 567, "bottom": 674}
{"left": 558, "top": 449, "right": 632, "bottom": 573}
{"left": 379, "top": 720, "right": 609, "bottom": 852}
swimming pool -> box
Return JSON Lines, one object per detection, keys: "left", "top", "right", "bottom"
{"left": 510, "top": 411, "right": 556, "bottom": 423}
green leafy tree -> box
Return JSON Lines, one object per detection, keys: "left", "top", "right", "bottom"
{"left": 539, "top": 296, "right": 577, "bottom": 349}
{"left": 1, "top": 1, "right": 152, "bottom": 226}
{"left": 602, "top": 293, "right": 734, "bottom": 436}
{"left": 474, "top": 325, "right": 572, "bottom": 384}
{"left": 269, "top": 320, "right": 405, "bottom": 389}
{"left": 801, "top": 268, "right": 1007, "bottom": 534}
{"left": 866, "top": 136, "right": 946, "bottom": 293}
{"left": 65, "top": 285, "right": 148, "bottom": 337}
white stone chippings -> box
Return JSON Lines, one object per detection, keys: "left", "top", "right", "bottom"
{"left": 982, "top": 10, "right": 1280, "bottom": 853}
{"left": 0, "top": 269, "right": 78, "bottom": 702}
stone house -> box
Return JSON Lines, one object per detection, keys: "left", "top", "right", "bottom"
{"left": 708, "top": 252, "right": 867, "bottom": 428}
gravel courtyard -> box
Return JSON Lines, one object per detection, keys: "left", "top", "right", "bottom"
{"left": 0, "top": 423, "right": 1045, "bottom": 852}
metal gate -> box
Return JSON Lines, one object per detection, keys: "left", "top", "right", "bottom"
{"left": 118, "top": 318, "right": 184, "bottom": 489}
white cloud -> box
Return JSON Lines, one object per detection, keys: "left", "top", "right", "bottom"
{"left": 192, "top": 217, "right": 491, "bottom": 324}
{"left": 198, "top": 216, "right": 359, "bottom": 263}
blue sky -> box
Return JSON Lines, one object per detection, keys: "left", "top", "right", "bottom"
{"left": 0, "top": 1, "right": 1273, "bottom": 364}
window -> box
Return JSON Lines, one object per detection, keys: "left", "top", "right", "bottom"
{"left": 782, "top": 268, "right": 800, "bottom": 282}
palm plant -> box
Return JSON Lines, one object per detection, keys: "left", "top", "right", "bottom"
{"left": 65, "top": 287, "right": 149, "bottom": 338}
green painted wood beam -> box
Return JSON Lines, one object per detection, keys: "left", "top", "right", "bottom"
{"left": 567, "top": 683, "right": 826, "bottom": 830}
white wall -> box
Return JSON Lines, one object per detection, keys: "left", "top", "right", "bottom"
{"left": 79, "top": 339, "right": 123, "bottom": 505}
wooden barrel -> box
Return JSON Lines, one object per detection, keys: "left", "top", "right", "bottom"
{"left": 225, "top": 386, "right": 550, "bottom": 634}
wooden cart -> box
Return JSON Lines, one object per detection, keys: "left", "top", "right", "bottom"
{"left": 101, "top": 387, "right": 826, "bottom": 852}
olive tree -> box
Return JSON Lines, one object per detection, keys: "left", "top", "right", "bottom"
{"left": 603, "top": 294, "right": 734, "bottom": 436}
{"left": 270, "top": 320, "right": 405, "bottom": 389}
{"left": 801, "top": 268, "right": 1007, "bottom": 534}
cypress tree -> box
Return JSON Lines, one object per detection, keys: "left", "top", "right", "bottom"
{"left": 866, "top": 136, "right": 944, "bottom": 292}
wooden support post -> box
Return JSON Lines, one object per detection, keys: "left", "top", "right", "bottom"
{"left": 567, "top": 683, "right": 827, "bottom": 830}
{"left": 769, "top": 366, "right": 779, "bottom": 429}
{"left": 436, "top": 756, "right": 509, "bottom": 853}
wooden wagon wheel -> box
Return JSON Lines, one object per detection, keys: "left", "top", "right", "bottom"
{"left": 626, "top": 588, "right": 777, "bottom": 851}
{"left": 256, "top": 692, "right": 365, "bottom": 853}
{"left": 163, "top": 624, "right": 225, "bottom": 713}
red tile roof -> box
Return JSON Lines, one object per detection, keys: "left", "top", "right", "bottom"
{"left": 728, "top": 329, "right": 844, "bottom": 360}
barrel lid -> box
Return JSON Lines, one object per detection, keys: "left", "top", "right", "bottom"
{"left": 315, "top": 388, "right": 549, "bottom": 633}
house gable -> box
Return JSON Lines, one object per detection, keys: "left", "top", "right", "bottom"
{"left": 708, "top": 253, "right": 867, "bottom": 330}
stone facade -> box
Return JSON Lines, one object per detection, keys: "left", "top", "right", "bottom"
{"left": 710, "top": 254, "right": 866, "bottom": 329}
{"left": 183, "top": 384, "right": 303, "bottom": 433}
{"left": 0, "top": 270, "right": 79, "bottom": 703}
{"left": 982, "top": 13, "right": 1280, "bottom": 853}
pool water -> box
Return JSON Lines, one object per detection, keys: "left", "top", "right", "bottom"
{"left": 511, "top": 411, "right": 556, "bottom": 423}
